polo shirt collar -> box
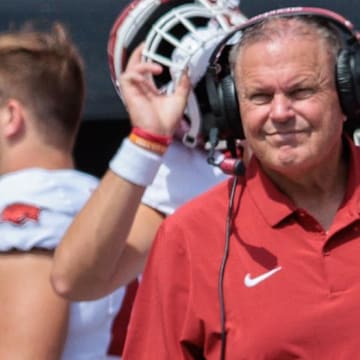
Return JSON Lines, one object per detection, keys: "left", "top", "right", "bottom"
{"left": 244, "top": 135, "right": 360, "bottom": 227}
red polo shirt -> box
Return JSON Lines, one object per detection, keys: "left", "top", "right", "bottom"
{"left": 123, "top": 138, "right": 360, "bottom": 359}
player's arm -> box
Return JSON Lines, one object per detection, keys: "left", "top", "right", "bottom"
{"left": 53, "top": 170, "right": 165, "bottom": 300}
{"left": 51, "top": 44, "right": 190, "bottom": 300}
{"left": 0, "top": 249, "right": 69, "bottom": 359}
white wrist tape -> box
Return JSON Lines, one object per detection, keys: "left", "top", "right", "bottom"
{"left": 109, "top": 138, "right": 163, "bottom": 186}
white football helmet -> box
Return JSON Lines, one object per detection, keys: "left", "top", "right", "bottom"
{"left": 108, "top": 0, "right": 247, "bottom": 147}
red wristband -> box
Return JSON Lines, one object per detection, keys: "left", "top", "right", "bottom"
{"left": 132, "top": 127, "right": 172, "bottom": 146}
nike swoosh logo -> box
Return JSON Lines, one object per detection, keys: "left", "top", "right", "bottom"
{"left": 244, "top": 266, "right": 282, "bottom": 288}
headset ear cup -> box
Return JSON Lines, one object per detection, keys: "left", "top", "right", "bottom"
{"left": 202, "top": 69, "right": 236, "bottom": 139}
{"left": 336, "top": 47, "right": 360, "bottom": 134}
{"left": 219, "top": 75, "right": 243, "bottom": 139}
{"left": 336, "top": 48, "right": 355, "bottom": 118}
{"left": 205, "top": 70, "right": 223, "bottom": 118}
{"left": 203, "top": 70, "right": 244, "bottom": 140}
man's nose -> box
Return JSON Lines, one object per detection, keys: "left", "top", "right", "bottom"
{"left": 269, "top": 94, "right": 294, "bottom": 122}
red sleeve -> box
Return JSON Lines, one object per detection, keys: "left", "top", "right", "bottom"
{"left": 122, "top": 218, "right": 202, "bottom": 359}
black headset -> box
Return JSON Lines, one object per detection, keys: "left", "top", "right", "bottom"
{"left": 197, "top": 7, "right": 360, "bottom": 141}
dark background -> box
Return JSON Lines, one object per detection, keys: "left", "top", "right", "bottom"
{"left": 2, "top": 0, "right": 358, "bottom": 176}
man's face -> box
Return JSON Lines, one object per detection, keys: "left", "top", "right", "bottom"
{"left": 234, "top": 34, "right": 346, "bottom": 176}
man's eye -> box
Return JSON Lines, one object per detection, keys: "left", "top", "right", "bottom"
{"left": 290, "top": 88, "right": 314, "bottom": 99}
{"left": 250, "top": 94, "right": 272, "bottom": 104}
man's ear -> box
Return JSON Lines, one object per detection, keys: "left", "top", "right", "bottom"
{"left": 1, "top": 99, "right": 25, "bottom": 138}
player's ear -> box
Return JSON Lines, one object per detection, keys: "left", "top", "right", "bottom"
{"left": 1, "top": 99, "right": 25, "bottom": 138}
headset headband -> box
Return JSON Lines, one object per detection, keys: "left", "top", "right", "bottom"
{"left": 248, "top": 7, "right": 357, "bottom": 34}
{"left": 210, "top": 6, "right": 360, "bottom": 66}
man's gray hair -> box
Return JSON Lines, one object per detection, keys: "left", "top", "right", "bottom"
{"left": 229, "top": 15, "right": 344, "bottom": 72}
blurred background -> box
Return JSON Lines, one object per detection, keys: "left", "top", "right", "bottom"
{"left": 1, "top": 0, "right": 357, "bottom": 176}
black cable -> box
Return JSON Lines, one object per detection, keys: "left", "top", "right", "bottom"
{"left": 207, "top": 127, "right": 220, "bottom": 167}
{"left": 206, "top": 126, "right": 245, "bottom": 358}
{"left": 218, "top": 175, "right": 238, "bottom": 360}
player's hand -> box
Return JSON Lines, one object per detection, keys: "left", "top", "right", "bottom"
{"left": 119, "top": 43, "right": 191, "bottom": 137}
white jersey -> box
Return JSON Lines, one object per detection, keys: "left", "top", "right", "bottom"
{"left": 142, "top": 139, "right": 228, "bottom": 215}
{"left": 0, "top": 168, "right": 125, "bottom": 360}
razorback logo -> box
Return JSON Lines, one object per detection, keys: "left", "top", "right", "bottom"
{"left": 1, "top": 203, "right": 41, "bottom": 224}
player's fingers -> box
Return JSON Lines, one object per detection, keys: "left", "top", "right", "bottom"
{"left": 174, "top": 69, "right": 191, "bottom": 102}
{"left": 125, "top": 43, "right": 144, "bottom": 69}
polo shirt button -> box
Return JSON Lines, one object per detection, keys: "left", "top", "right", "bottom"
{"left": 323, "top": 250, "right": 330, "bottom": 256}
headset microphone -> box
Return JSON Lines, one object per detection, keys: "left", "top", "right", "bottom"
{"left": 218, "top": 158, "right": 245, "bottom": 175}
{"left": 206, "top": 127, "right": 245, "bottom": 175}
